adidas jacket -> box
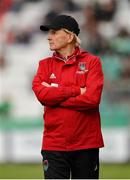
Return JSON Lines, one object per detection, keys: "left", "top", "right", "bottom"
{"left": 32, "top": 47, "right": 104, "bottom": 151}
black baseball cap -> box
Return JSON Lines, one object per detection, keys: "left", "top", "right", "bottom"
{"left": 40, "top": 14, "right": 80, "bottom": 36}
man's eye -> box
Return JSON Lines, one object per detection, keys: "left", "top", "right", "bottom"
{"left": 50, "top": 30, "right": 56, "bottom": 35}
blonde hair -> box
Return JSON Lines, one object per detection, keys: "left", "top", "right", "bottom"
{"left": 62, "top": 28, "right": 81, "bottom": 47}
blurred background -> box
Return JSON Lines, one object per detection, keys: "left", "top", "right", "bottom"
{"left": 0, "top": 0, "right": 130, "bottom": 178}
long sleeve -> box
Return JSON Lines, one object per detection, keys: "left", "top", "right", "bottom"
{"left": 60, "top": 57, "right": 104, "bottom": 110}
{"left": 32, "top": 60, "right": 80, "bottom": 106}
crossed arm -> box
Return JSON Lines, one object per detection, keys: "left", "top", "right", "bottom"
{"left": 32, "top": 58, "right": 103, "bottom": 110}
{"left": 42, "top": 81, "right": 87, "bottom": 108}
{"left": 42, "top": 82, "right": 86, "bottom": 95}
{"left": 32, "top": 76, "right": 85, "bottom": 107}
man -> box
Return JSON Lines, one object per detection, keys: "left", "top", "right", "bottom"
{"left": 32, "top": 14, "right": 104, "bottom": 179}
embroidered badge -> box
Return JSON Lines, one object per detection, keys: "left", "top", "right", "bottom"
{"left": 78, "top": 62, "right": 86, "bottom": 71}
{"left": 43, "top": 159, "right": 49, "bottom": 171}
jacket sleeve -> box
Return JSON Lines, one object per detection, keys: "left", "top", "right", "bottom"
{"left": 32, "top": 60, "right": 80, "bottom": 106}
{"left": 60, "top": 57, "right": 104, "bottom": 110}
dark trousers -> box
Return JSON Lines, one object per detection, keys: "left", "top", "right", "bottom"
{"left": 41, "top": 148, "right": 99, "bottom": 179}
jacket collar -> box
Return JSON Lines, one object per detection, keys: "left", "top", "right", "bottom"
{"left": 53, "top": 47, "right": 82, "bottom": 63}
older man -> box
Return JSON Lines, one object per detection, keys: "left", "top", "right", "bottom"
{"left": 32, "top": 14, "right": 104, "bottom": 179}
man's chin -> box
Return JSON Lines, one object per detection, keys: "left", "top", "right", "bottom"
{"left": 50, "top": 47, "right": 57, "bottom": 51}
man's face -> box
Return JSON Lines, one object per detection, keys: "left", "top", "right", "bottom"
{"left": 47, "top": 29, "right": 71, "bottom": 51}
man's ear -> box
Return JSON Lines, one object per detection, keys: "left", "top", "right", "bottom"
{"left": 67, "top": 33, "right": 74, "bottom": 43}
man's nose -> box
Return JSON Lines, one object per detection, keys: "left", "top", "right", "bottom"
{"left": 48, "top": 33, "right": 52, "bottom": 40}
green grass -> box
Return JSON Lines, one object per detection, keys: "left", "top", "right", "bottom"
{"left": 0, "top": 163, "right": 130, "bottom": 179}
{"left": 0, "top": 163, "right": 43, "bottom": 179}
{"left": 100, "top": 163, "right": 130, "bottom": 179}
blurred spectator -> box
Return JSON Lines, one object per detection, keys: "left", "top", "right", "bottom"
{"left": 26, "top": 0, "right": 42, "bottom": 2}
{"left": 0, "top": 96, "right": 12, "bottom": 118}
{"left": 5, "top": 26, "right": 36, "bottom": 45}
{"left": 43, "top": 0, "right": 66, "bottom": 25}
{"left": 0, "top": 43, "right": 7, "bottom": 69}
{"left": 80, "top": 4, "right": 109, "bottom": 54}
{"left": 14, "top": 28, "right": 33, "bottom": 44}
{"left": 42, "top": 0, "right": 81, "bottom": 26}
{"left": 118, "top": 27, "right": 130, "bottom": 37}
{"left": 0, "top": 0, "right": 12, "bottom": 19}
{"left": 120, "top": 55, "right": 130, "bottom": 79}
{"left": 110, "top": 27, "right": 130, "bottom": 54}
{"left": 102, "top": 53, "right": 122, "bottom": 81}
{"left": 9, "top": 0, "right": 25, "bottom": 13}
{"left": 64, "top": 0, "right": 81, "bottom": 12}
{"left": 94, "top": 0, "right": 117, "bottom": 22}
{"left": 0, "top": 55, "right": 6, "bottom": 69}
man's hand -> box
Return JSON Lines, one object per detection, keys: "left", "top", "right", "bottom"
{"left": 80, "top": 87, "right": 86, "bottom": 95}
{"left": 41, "top": 81, "right": 51, "bottom": 87}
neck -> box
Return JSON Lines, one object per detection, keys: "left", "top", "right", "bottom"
{"left": 56, "top": 46, "right": 75, "bottom": 59}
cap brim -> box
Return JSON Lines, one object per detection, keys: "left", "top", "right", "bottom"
{"left": 40, "top": 24, "right": 61, "bottom": 32}
{"left": 40, "top": 25, "right": 50, "bottom": 31}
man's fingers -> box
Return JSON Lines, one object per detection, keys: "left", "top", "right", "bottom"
{"left": 80, "top": 87, "right": 86, "bottom": 94}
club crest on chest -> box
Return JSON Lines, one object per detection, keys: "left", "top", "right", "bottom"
{"left": 77, "top": 62, "right": 88, "bottom": 73}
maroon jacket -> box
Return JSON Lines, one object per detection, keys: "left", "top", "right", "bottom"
{"left": 32, "top": 48, "right": 104, "bottom": 151}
